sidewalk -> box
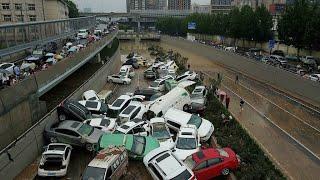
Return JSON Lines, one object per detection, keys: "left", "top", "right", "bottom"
{"left": 220, "top": 85, "right": 320, "bottom": 180}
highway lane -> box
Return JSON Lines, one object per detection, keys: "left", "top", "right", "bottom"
{"left": 162, "top": 36, "right": 320, "bottom": 108}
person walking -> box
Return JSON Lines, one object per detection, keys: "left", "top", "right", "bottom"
{"left": 240, "top": 99, "right": 244, "bottom": 112}
{"left": 235, "top": 75, "right": 239, "bottom": 84}
{"left": 226, "top": 96, "right": 230, "bottom": 109}
{"left": 13, "top": 64, "right": 20, "bottom": 80}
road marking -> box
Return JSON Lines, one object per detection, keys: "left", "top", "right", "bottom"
{"left": 221, "top": 74, "right": 320, "bottom": 134}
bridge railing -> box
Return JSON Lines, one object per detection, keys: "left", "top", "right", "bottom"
{"left": 36, "top": 31, "right": 118, "bottom": 96}
{"left": 0, "top": 16, "right": 96, "bottom": 58}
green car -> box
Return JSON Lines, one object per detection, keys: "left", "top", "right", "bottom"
{"left": 98, "top": 134, "right": 160, "bottom": 160}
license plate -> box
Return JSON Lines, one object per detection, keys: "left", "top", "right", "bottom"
{"left": 47, "top": 172, "right": 55, "bottom": 176}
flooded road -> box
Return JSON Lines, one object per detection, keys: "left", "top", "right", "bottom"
{"left": 158, "top": 38, "right": 320, "bottom": 179}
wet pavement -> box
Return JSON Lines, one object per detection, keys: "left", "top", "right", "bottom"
{"left": 158, "top": 40, "right": 320, "bottom": 179}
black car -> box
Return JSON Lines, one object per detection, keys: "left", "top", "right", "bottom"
{"left": 57, "top": 99, "right": 92, "bottom": 121}
{"left": 134, "top": 89, "right": 162, "bottom": 101}
{"left": 123, "top": 58, "right": 139, "bottom": 69}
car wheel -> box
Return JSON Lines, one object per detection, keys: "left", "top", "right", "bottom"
{"left": 50, "top": 137, "right": 58, "bottom": 143}
{"left": 86, "top": 143, "right": 94, "bottom": 152}
{"left": 221, "top": 168, "right": 230, "bottom": 176}
{"left": 59, "top": 114, "right": 66, "bottom": 121}
{"left": 183, "top": 104, "right": 190, "bottom": 111}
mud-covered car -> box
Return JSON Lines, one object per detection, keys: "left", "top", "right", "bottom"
{"left": 45, "top": 120, "right": 104, "bottom": 151}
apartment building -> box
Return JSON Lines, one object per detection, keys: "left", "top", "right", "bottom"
{"left": 168, "top": 0, "right": 191, "bottom": 10}
{"left": 0, "top": 0, "right": 69, "bottom": 24}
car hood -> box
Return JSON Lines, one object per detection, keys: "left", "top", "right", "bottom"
{"left": 191, "top": 98, "right": 205, "bottom": 105}
{"left": 159, "top": 138, "right": 175, "bottom": 149}
{"left": 173, "top": 148, "right": 199, "bottom": 161}
{"left": 198, "top": 119, "right": 214, "bottom": 138}
{"left": 87, "top": 129, "right": 105, "bottom": 144}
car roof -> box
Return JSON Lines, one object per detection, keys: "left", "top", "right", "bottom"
{"left": 83, "top": 90, "right": 99, "bottom": 100}
{"left": 78, "top": 100, "right": 101, "bottom": 110}
{"left": 110, "top": 95, "right": 131, "bottom": 108}
{"left": 179, "top": 126, "right": 197, "bottom": 137}
{"left": 192, "top": 148, "right": 220, "bottom": 163}
{"left": 150, "top": 118, "right": 165, "bottom": 124}
{"left": 57, "top": 120, "right": 82, "bottom": 130}
{"left": 88, "top": 146, "right": 126, "bottom": 168}
{"left": 152, "top": 151, "right": 186, "bottom": 178}
{"left": 164, "top": 108, "right": 191, "bottom": 124}
{"left": 120, "top": 105, "right": 139, "bottom": 117}
{"left": 87, "top": 118, "right": 111, "bottom": 127}
{"left": 44, "top": 143, "right": 70, "bottom": 155}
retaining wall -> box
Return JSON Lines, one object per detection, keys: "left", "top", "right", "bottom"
{"left": 0, "top": 46, "right": 121, "bottom": 180}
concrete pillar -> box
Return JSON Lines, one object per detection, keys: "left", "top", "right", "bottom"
{"left": 138, "top": 21, "right": 141, "bottom": 33}
{"left": 91, "top": 53, "right": 101, "bottom": 63}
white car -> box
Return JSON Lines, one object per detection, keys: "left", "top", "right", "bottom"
{"left": 38, "top": 143, "right": 72, "bottom": 177}
{"left": 82, "top": 90, "right": 100, "bottom": 101}
{"left": 152, "top": 61, "right": 165, "bottom": 69}
{"left": 120, "top": 65, "right": 135, "bottom": 78}
{"left": 164, "top": 108, "right": 214, "bottom": 142}
{"left": 175, "top": 71, "right": 198, "bottom": 83}
{"left": 114, "top": 118, "right": 148, "bottom": 135}
{"left": 148, "top": 118, "right": 174, "bottom": 149}
{"left": 173, "top": 125, "right": 200, "bottom": 160}
{"left": 225, "top": 46, "right": 237, "bottom": 52}
{"left": 107, "top": 74, "right": 131, "bottom": 84}
{"left": 149, "top": 76, "right": 174, "bottom": 92}
{"left": 84, "top": 117, "right": 117, "bottom": 133}
{"left": 0, "top": 63, "right": 14, "bottom": 74}
{"left": 77, "top": 29, "right": 89, "bottom": 39}
{"left": 143, "top": 147, "right": 195, "bottom": 180}
{"left": 78, "top": 100, "right": 108, "bottom": 117}
{"left": 94, "top": 29, "right": 102, "bottom": 35}
{"left": 308, "top": 74, "right": 320, "bottom": 82}
{"left": 108, "top": 95, "right": 132, "bottom": 119}
{"left": 118, "top": 101, "right": 147, "bottom": 124}
{"left": 190, "top": 86, "right": 208, "bottom": 111}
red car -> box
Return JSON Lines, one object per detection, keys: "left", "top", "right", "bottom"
{"left": 184, "top": 147, "right": 240, "bottom": 180}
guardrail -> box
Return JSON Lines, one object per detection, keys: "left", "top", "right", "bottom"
{"left": 0, "top": 45, "right": 121, "bottom": 179}
{"left": 0, "top": 16, "right": 96, "bottom": 58}
{"left": 36, "top": 30, "right": 118, "bottom": 96}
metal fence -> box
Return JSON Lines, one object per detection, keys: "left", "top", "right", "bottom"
{"left": 0, "top": 16, "right": 96, "bottom": 57}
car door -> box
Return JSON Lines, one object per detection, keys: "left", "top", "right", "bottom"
{"left": 64, "top": 147, "right": 72, "bottom": 165}
{"left": 55, "top": 129, "right": 81, "bottom": 146}
{"left": 193, "top": 161, "right": 208, "bottom": 180}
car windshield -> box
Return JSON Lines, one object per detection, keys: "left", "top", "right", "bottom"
{"left": 122, "top": 105, "right": 136, "bottom": 115}
{"left": 100, "top": 118, "right": 111, "bottom": 127}
{"left": 191, "top": 93, "right": 203, "bottom": 99}
{"left": 77, "top": 124, "right": 94, "bottom": 136}
{"left": 120, "top": 71, "right": 127, "bottom": 76}
{"left": 82, "top": 166, "right": 105, "bottom": 180}
{"left": 176, "top": 137, "right": 196, "bottom": 150}
{"left": 131, "top": 136, "right": 146, "bottom": 155}
{"left": 79, "top": 30, "right": 86, "bottom": 33}
{"left": 187, "top": 115, "right": 202, "bottom": 128}
{"left": 171, "top": 169, "right": 192, "bottom": 180}
{"left": 217, "top": 149, "right": 230, "bottom": 157}
{"left": 184, "top": 155, "right": 197, "bottom": 169}
{"left": 150, "top": 81, "right": 160, "bottom": 87}
{"left": 152, "top": 123, "right": 170, "bottom": 140}
{"left": 108, "top": 109, "right": 120, "bottom": 118}
{"left": 99, "top": 103, "right": 108, "bottom": 114}
{"left": 112, "top": 99, "right": 125, "bottom": 107}
{"left": 85, "top": 101, "right": 99, "bottom": 109}
{"left": 150, "top": 93, "right": 162, "bottom": 101}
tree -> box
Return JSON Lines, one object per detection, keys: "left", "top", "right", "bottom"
{"left": 278, "top": 0, "right": 311, "bottom": 55}
{"left": 66, "top": 0, "right": 79, "bottom": 18}
{"left": 255, "top": 5, "right": 273, "bottom": 44}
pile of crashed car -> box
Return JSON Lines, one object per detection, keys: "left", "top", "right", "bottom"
{"left": 39, "top": 51, "right": 240, "bottom": 180}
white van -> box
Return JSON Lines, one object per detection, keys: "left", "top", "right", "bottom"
{"left": 81, "top": 146, "right": 128, "bottom": 180}
{"left": 119, "top": 65, "right": 135, "bottom": 78}
{"left": 144, "top": 87, "right": 191, "bottom": 119}
{"left": 164, "top": 108, "right": 214, "bottom": 142}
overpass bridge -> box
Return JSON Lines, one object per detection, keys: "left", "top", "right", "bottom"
{"left": 79, "top": 10, "right": 191, "bottom": 19}
{"left": 0, "top": 16, "right": 96, "bottom": 59}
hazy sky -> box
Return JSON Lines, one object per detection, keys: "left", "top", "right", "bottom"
{"left": 74, "top": 0, "right": 210, "bottom": 12}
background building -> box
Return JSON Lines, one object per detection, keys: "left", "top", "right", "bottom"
{"left": 168, "top": 0, "right": 191, "bottom": 10}
{"left": 0, "top": 0, "right": 68, "bottom": 24}
{"left": 192, "top": 3, "right": 211, "bottom": 13}
{"left": 158, "top": 0, "right": 167, "bottom": 9}
{"left": 211, "top": 0, "right": 233, "bottom": 14}
{"left": 127, "top": 0, "right": 146, "bottom": 12}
